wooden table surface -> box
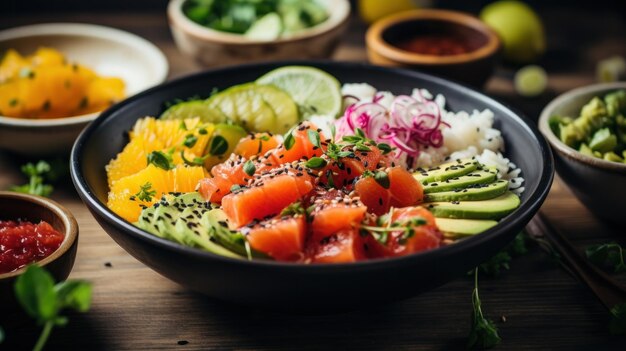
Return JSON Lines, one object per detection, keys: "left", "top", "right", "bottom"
{"left": 1, "top": 9, "right": 626, "bottom": 351}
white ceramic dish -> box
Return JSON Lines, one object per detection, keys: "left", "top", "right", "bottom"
{"left": 168, "top": 0, "right": 350, "bottom": 66}
{"left": 0, "top": 23, "right": 169, "bottom": 156}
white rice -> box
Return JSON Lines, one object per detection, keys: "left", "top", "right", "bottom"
{"left": 339, "top": 83, "right": 525, "bottom": 194}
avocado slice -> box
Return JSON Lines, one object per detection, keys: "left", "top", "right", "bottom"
{"left": 435, "top": 218, "right": 498, "bottom": 237}
{"left": 204, "top": 123, "right": 248, "bottom": 169}
{"left": 422, "top": 168, "right": 498, "bottom": 194}
{"left": 425, "top": 179, "right": 508, "bottom": 202}
{"left": 202, "top": 209, "right": 266, "bottom": 259}
{"left": 414, "top": 158, "right": 479, "bottom": 184}
{"left": 135, "top": 193, "right": 243, "bottom": 259}
{"left": 425, "top": 192, "right": 520, "bottom": 220}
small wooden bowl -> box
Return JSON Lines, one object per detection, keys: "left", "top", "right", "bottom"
{"left": 366, "top": 9, "right": 501, "bottom": 87}
{"left": 168, "top": 0, "right": 350, "bottom": 66}
{"left": 0, "top": 191, "right": 79, "bottom": 303}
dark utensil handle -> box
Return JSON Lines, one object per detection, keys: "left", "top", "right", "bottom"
{"left": 526, "top": 212, "right": 626, "bottom": 310}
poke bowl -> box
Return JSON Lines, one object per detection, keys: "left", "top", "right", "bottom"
{"left": 71, "top": 62, "right": 553, "bottom": 311}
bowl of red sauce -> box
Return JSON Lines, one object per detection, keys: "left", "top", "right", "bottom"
{"left": 0, "top": 191, "right": 78, "bottom": 301}
{"left": 366, "top": 9, "right": 501, "bottom": 87}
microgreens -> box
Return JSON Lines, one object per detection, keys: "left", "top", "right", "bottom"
{"left": 147, "top": 150, "right": 174, "bottom": 170}
{"left": 474, "top": 232, "right": 528, "bottom": 277}
{"left": 209, "top": 135, "right": 229, "bottom": 156}
{"left": 14, "top": 265, "right": 92, "bottom": 351}
{"left": 183, "top": 134, "right": 198, "bottom": 148}
{"left": 133, "top": 182, "right": 157, "bottom": 202}
{"left": 307, "top": 129, "right": 321, "bottom": 148}
{"left": 243, "top": 160, "right": 256, "bottom": 176}
{"left": 305, "top": 157, "right": 327, "bottom": 169}
{"left": 284, "top": 129, "right": 296, "bottom": 151}
{"left": 360, "top": 214, "right": 426, "bottom": 245}
{"left": 280, "top": 202, "right": 306, "bottom": 217}
{"left": 467, "top": 268, "right": 501, "bottom": 349}
{"left": 585, "top": 242, "right": 626, "bottom": 273}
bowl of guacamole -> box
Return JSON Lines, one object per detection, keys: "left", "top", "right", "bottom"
{"left": 539, "top": 82, "right": 626, "bottom": 224}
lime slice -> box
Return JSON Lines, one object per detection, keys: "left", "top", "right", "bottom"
{"left": 596, "top": 56, "right": 626, "bottom": 83}
{"left": 256, "top": 66, "right": 342, "bottom": 119}
{"left": 160, "top": 100, "right": 227, "bottom": 123}
{"left": 247, "top": 84, "right": 299, "bottom": 133}
{"left": 245, "top": 13, "right": 282, "bottom": 41}
{"left": 514, "top": 65, "right": 547, "bottom": 97}
{"left": 208, "top": 85, "right": 277, "bottom": 133}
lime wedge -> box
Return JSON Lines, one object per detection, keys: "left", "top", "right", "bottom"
{"left": 256, "top": 66, "right": 342, "bottom": 119}
{"left": 245, "top": 13, "right": 282, "bottom": 41}
{"left": 160, "top": 100, "right": 227, "bottom": 123}
{"left": 514, "top": 65, "right": 547, "bottom": 97}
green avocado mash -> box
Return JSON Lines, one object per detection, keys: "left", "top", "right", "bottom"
{"left": 550, "top": 89, "right": 626, "bottom": 163}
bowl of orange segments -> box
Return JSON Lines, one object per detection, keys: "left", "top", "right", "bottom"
{"left": 0, "top": 23, "right": 168, "bottom": 156}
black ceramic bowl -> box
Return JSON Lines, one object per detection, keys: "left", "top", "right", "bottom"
{"left": 71, "top": 61, "right": 553, "bottom": 311}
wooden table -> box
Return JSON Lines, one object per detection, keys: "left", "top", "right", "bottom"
{"left": 1, "top": 10, "right": 626, "bottom": 350}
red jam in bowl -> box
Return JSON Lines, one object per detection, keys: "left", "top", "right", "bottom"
{"left": 0, "top": 220, "right": 64, "bottom": 274}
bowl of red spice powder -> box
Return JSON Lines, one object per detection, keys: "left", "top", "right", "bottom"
{"left": 0, "top": 191, "right": 78, "bottom": 302}
{"left": 366, "top": 9, "right": 501, "bottom": 87}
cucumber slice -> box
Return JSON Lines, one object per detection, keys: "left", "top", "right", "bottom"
{"left": 245, "top": 13, "right": 282, "bottom": 41}
{"left": 160, "top": 100, "right": 227, "bottom": 123}
{"left": 208, "top": 85, "right": 278, "bottom": 132}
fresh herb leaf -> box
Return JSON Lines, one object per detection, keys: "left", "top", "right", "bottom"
{"left": 475, "top": 232, "right": 527, "bottom": 277}
{"left": 307, "top": 129, "right": 321, "bottom": 148}
{"left": 243, "top": 160, "right": 256, "bottom": 176}
{"left": 9, "top": 160, "right": 56, "bottom": 197}
{"left": 198, "top": 128, "right": 208, "bottom": 135}
{"left": 14, "top": 265, "right": 92, "bottom": 351}
{"left": 14, "top": 265, "right": 57, "bottom": 323}
{"left": 180, "top": 150, "right": 207, "bottom": 167}
{"left": 377, "top": 142, "right": 393, "bottom": 154}
{"left": 183, "top": 134, "right": 198, "bottom": 148}
{"left": 326, "top": 169, "right": 335, "bottom": 188}
{"left": 467, "top": 268, "right": 501, "bottom": 349}
{"left": 147, "top": 151, "right": 174, "bottom": 170}
{"left": 284, "top": 130, "right": 296, "bottom": 151}
{"left": 230, "top": 184, "right": 241, "bottom": 192}
{"left": 374, "top": 171, "right": 390, "bottom": 189}
{"left": 586, "top": 242, "right": 626, "bottom": 273}
{"left": 330, "top": 124, "right": 336, "bottom": 140}
{"left": 305, "top": 157, "right": 327, "bottom": 169}
{"left": 54, "top": 280, "right": 93, "bottom": 313}
{"left": 609, "top": 303, "right": 626, "bottom": 335}
{"left": 209, "top": 135, "right": 229, "bottom": 156}
{"left": 134, "top": 182, "right": 157, "bottom": 202}
{"left": 280, "top": 202, "right": 306, "bottom": 216}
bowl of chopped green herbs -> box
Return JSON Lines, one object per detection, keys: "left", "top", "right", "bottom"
{"left": 539, "top": 82, "right": 626, "bottom": 224}
{"left": 168, "top": 0, "right": 350, "bottom": 66}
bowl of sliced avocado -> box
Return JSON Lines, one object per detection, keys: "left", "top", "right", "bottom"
{"left": 539, "top": 82, "right": 626, "bottom": 224}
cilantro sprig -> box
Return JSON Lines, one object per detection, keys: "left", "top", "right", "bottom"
{"left": 132, "top": 182, "right": 157, "bottom": 202}
{"left": 467, "top": 268, "right": 501, "bottom": 349}
{"left": 14, "top": 265, "right": 92, "bottom": 351}
{"left": 360, "top": 214, "right": 427, "bottom": 245}
{"left": 9, "top": 160, "right": 66, "bottom": 197}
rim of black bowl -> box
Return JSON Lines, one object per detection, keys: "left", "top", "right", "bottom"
{"left": 71, "top": 60, "right": 554, "bottom": 271}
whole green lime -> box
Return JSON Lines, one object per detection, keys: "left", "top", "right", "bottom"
{"left": 480, "top": 0, "right": 546, "bottom": 64}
